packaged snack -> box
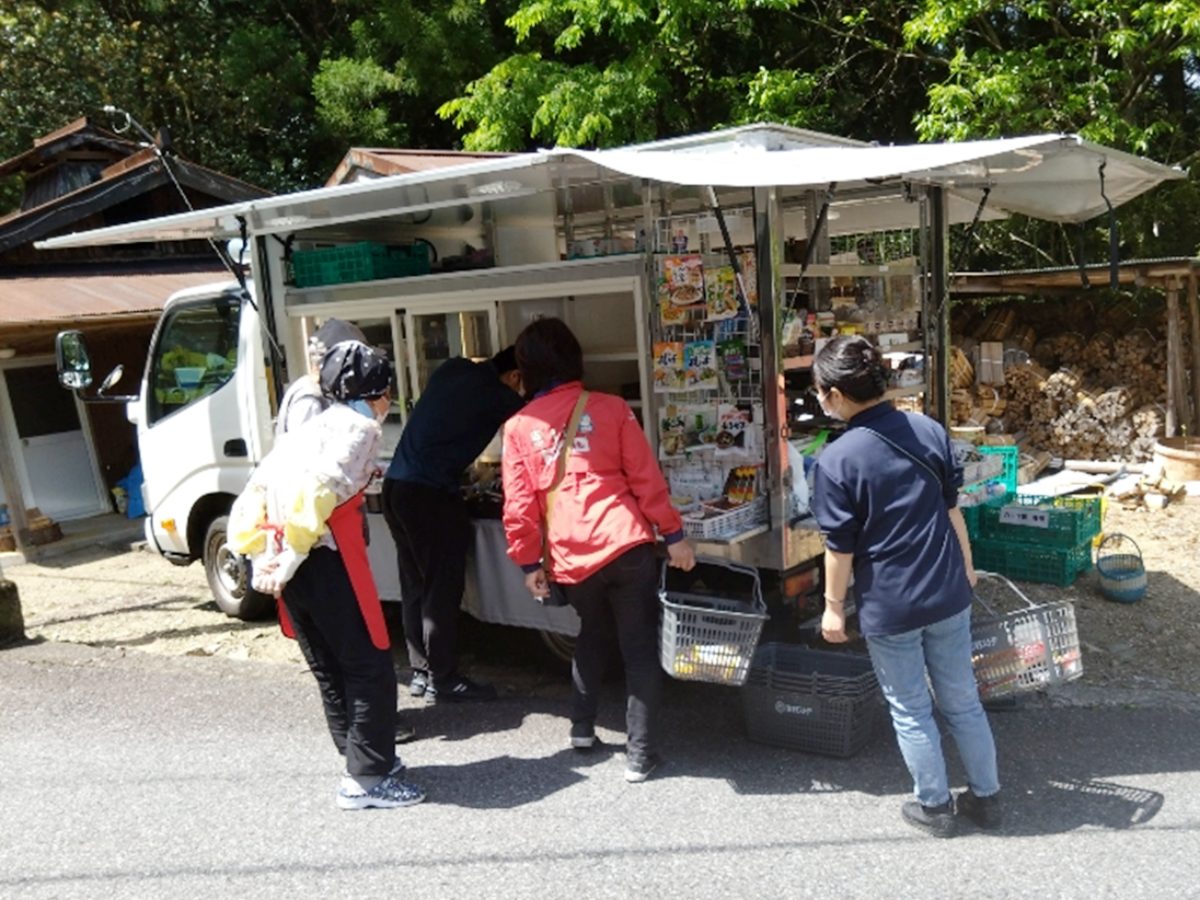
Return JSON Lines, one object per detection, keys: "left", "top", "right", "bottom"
{"left": 653, "top": 341, "right": 686, "bottom": 393}
{"left": 714, "top": 404, "right": 753, "bottom": 458}
{"left": 684, "top": 340, "right": 718, "bottom": 391}
{"left": 705, "top": 265, "right": 739, "bottom": 321}
{"left": 658, "top": 403, "right": 718, "bottom": 458}
{"left": 660, "top": 254, "right": 706, "bottom": 316}
{"left": 717, "top": 339, "right": 748, "bottom": 382}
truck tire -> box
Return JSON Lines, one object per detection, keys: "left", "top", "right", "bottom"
{"left": 538, "top": 629, "right": 576, "bottom": 668}
{"left": 203, "top": 515, "right": 274, "bottom": 620}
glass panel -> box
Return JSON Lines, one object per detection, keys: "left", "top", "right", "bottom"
{"left": 147, "top": 297, "right": 241, "bottom": 425}
{"left": 410, "top": 311, "right": 495, "bottom": 396}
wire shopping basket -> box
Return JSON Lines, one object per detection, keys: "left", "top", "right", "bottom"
{"left": 659, "top": 556, "right": 768, "bottom": 687}
{"left": 970, "top": 571, "right": 1084, "bottom": 700}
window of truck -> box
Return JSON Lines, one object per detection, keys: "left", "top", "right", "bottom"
{"left": 147, "top": 296, "right": 241, "bottom": 425}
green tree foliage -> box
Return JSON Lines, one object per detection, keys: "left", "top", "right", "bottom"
{"left": 3, "top": 0, "right": 1198, "bottom": 267}
{"left": 900, "top": 0, "right": 1200, "bottom": 264}
{"left": 439, "top": 0, "right": 932, "bottom": 149}
{"left": 0, "top": 0, "right": 358, "bottom": 201}
{"left": 311, "top": 0, "right": 519, "bottom": 149}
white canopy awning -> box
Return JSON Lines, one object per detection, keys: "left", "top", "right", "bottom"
{"left": 37, "top": 129, "right": 1183, "bottom": 250}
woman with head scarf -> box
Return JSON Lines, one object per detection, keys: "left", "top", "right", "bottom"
{"left": 230, "top": 340, "right": 424, "bottom": 809}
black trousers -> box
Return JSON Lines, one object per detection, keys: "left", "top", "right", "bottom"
{"left": 562, "top": 543, "right": 662, "bottom": 762}
{"left": 381, "top": 478, "right": 470, "bottom": 687}
{"left": 282, "top": 547, "right": 397, "bottom": 777}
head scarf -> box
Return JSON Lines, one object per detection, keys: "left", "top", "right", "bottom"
{"left": 319, "top": 340, "right": 393, "bottom": 401}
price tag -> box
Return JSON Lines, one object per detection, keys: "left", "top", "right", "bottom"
{"left": 999, "top": 506, "right": 1049, "bottom": 529}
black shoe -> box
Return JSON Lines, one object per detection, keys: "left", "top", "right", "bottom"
{"left": 409, "top": 670, "right": 429, "bottom": 698}
{"left": 569, "top": 721, "right": 596, "bottom": 750}
{"left": 430, "top": 675, "right": 497, "bottom": 703}
{"left": 395, "top": 719, "right": 418, "bottom": 744}
{"left": 624, "top": 753, "right": 662, "bottom": 784}
{"left": 901, "top": 800, "right": 957, "bottom": 838}
{"left": 956, "top": 789, "right": 1002, "bottom": 829}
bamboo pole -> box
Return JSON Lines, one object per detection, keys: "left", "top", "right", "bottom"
{"left": 1166, "top": 284, "right": 1179, "bottom": 437}
{"left": 1188, "top": 270, "right": 1200, "bottom": 433}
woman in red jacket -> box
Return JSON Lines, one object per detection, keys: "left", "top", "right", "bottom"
{"left": 502, "top": 318, "right": 695, "bottom": 783}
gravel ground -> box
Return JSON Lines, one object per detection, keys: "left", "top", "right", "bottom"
{"left": 5, "top": 498, "right": 1199, "bottom": 696}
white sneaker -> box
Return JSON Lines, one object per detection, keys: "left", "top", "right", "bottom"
{"left": 336, "top": 773, "right": 426, "bottom": 810}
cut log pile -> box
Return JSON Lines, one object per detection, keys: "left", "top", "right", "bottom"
{"left": 951, "top": 302, "right": 1179, "bottom": 463}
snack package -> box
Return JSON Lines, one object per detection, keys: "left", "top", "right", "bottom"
{"left": 714, "top": 403, "right": 753, "bottom": 458}
{"left": 717, "top": 339, "right": 748, "bottom": 382}
{"left": 659, "top": 254, "right": 706, "bottom": 326}
{"left": 684, "top": 339, "right": 718, "bottom": 391}
{"left": 658, "top": 403, "right": 718, "bottom": 458}
{"left": 705, "top": 265, "right": 739, "bottom": 321}
{"left": 653, "top": 341, "right": 686, "bottom": 393}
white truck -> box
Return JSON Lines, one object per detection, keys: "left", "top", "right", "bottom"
{"left": 47, "top": 123, "right": 1180, "bottom": 656}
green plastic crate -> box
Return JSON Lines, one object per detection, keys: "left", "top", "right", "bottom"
{"left": 979, "top": 445, "right": 1019, "bottom": 493}
{"left": 963, "top": 445, "right": 1019, "bottom": 495}
{"left": 979, "top": 493, "right": 1101, "bottom": 549}
{"left": 971, "top": 535, "right": 1094, "bottom": 587}
{"left": 291, "top": 241, "right": 430, "bottom": 288}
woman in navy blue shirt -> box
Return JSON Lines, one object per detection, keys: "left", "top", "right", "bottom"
{"left": 810, "top": 335, "right": 1000, "bottom": 839}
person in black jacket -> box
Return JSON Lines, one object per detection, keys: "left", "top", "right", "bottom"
{"left": 382, "top": 347, "right": 524, "bottom": 702}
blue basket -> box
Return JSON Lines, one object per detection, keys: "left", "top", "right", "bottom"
{"left": 1095, "top": 533, "right": 1146, "bottom": 604}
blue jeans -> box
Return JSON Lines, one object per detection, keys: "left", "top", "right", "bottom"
{"left": 866, "top": 606, "right": 1000, "bottom": 807}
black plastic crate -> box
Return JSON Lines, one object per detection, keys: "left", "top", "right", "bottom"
{"left": 741, "top": 644, "right": 885, "bottom": 757}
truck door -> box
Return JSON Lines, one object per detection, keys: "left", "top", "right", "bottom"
{"left": 134, "top": 290, "right": 257, "bottom": 557}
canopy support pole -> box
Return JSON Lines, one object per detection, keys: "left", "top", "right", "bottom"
{"left": 927, "top": 187, "right": 951, "bottom": 424}
{"left": 1099, "top": 163, "right": 1119, "bottom": 290}
{"left": 705, "top": 187, "right": 750, "bottom": 312}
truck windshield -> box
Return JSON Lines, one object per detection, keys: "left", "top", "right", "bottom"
{"left": 147, "top": 296, "right": 241, "bottom": 425}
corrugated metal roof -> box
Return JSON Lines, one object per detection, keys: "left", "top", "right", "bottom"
{"left": 325, "top": 148, "right": 511, "bottom": 186}
{"left": 0, "top": 265, "right": 229, "bottom": 325}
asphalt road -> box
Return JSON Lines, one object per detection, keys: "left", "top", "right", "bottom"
{"left": 1, "top": 634, "right": 1198, "bottom": 900}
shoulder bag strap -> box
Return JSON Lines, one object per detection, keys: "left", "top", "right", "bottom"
{"left": 856, "top": 425, "right": 945, "bottom": 493}
{"left": 541, "top": 390, "right": 590, "bottom": 569}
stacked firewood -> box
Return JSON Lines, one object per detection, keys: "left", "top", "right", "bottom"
{"left": 952, "top": 302, "right": 1178, "bottom": 463}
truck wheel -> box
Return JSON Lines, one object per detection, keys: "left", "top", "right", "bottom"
{"left": 538, "top": 630, "right": 577, "bottom": 667}
{"left": 203, "top": 515, "right": 273, "bottom": 620}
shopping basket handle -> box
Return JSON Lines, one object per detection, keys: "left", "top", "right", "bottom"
{"left": 658, "top": 554, "right": 765, "bottom": 610}
{"left": 973, "top": 569, "right": 1038, "bottom": 611}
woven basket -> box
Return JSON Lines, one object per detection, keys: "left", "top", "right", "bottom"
{"left": 1095, "top": 533, "right": 1146, "bottom": 604}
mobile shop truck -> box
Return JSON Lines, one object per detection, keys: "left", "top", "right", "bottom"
{"left": 46, "top": 123, "right": 1179, "bottom": 662}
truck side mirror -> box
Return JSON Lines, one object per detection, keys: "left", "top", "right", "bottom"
{"left": 56, "top": 330, "right": 93, "bottom": 390}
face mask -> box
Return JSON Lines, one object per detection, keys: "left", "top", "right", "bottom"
{"left": 349, "top": 399, "right": 384, "bottom": 422}
{"left": 818, "top": 390, "right": 843, "bottom": 421}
